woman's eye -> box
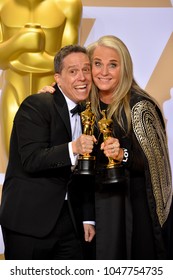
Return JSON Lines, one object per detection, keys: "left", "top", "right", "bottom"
{"left": 109, "top": 63, "right": 117, "bottom": 68}
{"left": 94, "top": 61, "right": 101, "bottom": 67}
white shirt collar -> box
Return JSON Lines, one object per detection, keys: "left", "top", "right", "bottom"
{"left": 58, "top": 85, "right": 77, "bottom": 112}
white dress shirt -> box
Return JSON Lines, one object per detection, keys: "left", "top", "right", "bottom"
{"left": 59, "top": 88, "right": 95, "bottom": 226}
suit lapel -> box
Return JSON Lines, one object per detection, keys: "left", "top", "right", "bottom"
{"left": 53, "top": 85, "right": 72, "bottom": 139}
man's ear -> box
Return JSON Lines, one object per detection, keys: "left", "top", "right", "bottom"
{"left": 54, "top": 73, "right": 60, "bottom": 85}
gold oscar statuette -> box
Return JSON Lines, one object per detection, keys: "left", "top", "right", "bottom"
{"left": 77, "top": 102, "right": 96, "bottom": 175}
{"left": 98, "top": 110, "right": 125, "bottom": 184}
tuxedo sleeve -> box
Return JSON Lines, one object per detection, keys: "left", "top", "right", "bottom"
{"left": 14, "top": 94, "right": 72, "bottom": 173}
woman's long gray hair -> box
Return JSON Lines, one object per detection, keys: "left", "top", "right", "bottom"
{"left": 87, "top": 35, "right": 153, "bottom": 133}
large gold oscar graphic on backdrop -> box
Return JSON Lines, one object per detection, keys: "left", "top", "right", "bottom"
{"left": 0, "top": 0, "right": 82, "bottom": 160}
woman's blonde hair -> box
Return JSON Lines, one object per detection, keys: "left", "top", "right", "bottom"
{"left": 87, "top": 35, "right": 152, "bottom": 133}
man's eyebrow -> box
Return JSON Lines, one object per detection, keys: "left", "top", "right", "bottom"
{"left": 67, "top": 63, "right": 91, "bottom": 69}
{"left": 83, "top": 63, "right": 91, "bottom": 67}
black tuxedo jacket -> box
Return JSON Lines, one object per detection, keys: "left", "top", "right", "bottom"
{"left": 0, "top": 85, "right": 94, "bottom": 237}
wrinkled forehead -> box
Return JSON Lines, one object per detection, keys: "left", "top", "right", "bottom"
{"left": 62, "top": 53, "right": 91, "bottom": 69}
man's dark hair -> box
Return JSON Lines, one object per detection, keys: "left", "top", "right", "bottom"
{"left": 54, "top": 45, "right": 89, "bottom": 73}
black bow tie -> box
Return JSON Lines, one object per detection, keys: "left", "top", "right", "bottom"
{"left": 70, "top": 104, "right": 84, "bottom": 117}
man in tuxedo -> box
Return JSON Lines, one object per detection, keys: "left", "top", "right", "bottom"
{"left": 0, "top": 45, "right": 96, "bottom": 260}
